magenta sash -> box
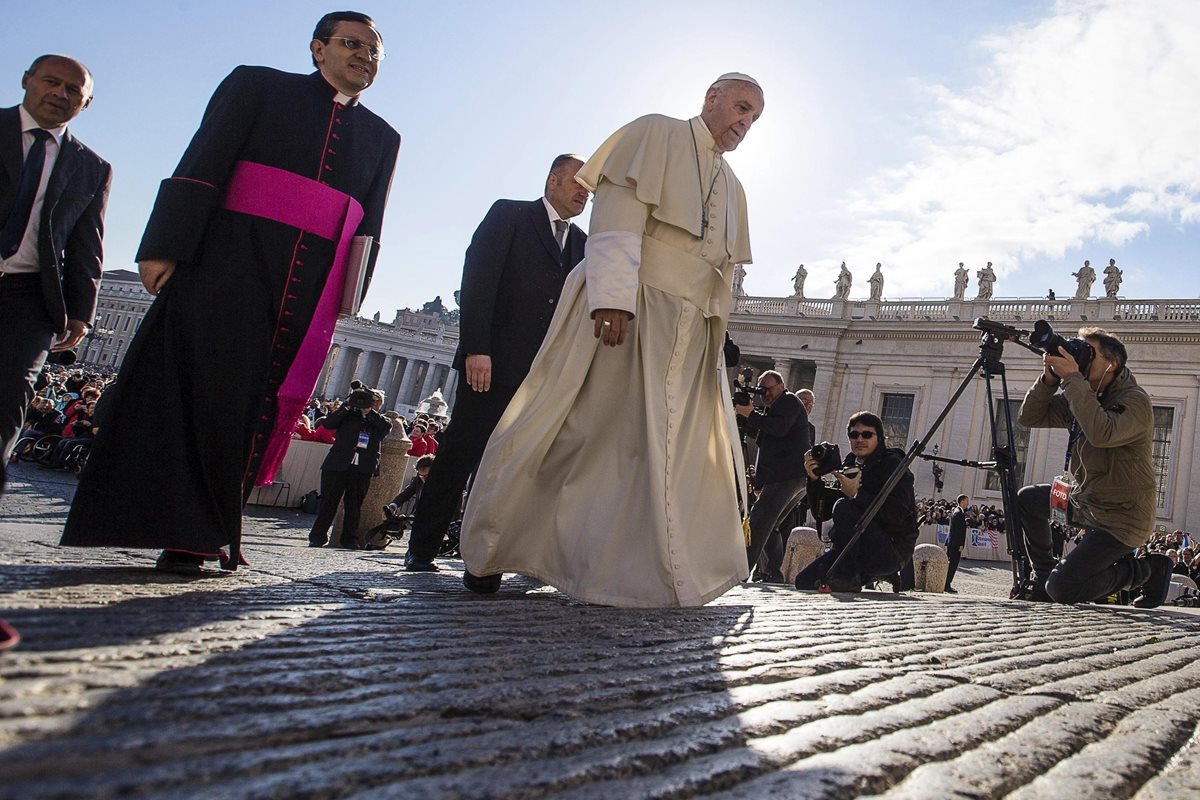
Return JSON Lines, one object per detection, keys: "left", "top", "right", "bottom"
{"left": 220, "top": 160, "right": 365, "bottom": 486}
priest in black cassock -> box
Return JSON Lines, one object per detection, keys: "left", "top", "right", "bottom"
{"left": 63, "top": 11, "right": 401, "bottom": 574}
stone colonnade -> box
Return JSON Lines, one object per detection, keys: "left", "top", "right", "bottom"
{"left": 317, "top": 345, "right": 456, "bottom": 411}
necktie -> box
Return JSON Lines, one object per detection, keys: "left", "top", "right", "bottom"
{"left": 553, "top": 219, "right": 569, "bottom": 251}
{"left": 1, "top": 129, "right": 52, "bottom": 260}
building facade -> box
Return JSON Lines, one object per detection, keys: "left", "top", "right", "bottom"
{"left": 88, "top": 265, "right": 1198, "bottom": 535}
{"left": 729, "top": 292, "right": 1200, "bottom": 535}
{"left": 88, "top": 270, "right": 458, "bottom": 418}
{"left": 84, "top": 269, "right": 153, "bottom": 368}
{"left": 313, "top": 309, "right": 459, "bottom": 417}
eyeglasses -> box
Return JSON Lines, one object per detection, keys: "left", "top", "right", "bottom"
{"left": 847, "top": 430, "right": 875, "bottom": 440}
{"left": 326, "top": 36, "right": 385, "bottom": 61}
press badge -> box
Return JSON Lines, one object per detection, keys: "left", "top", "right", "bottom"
{"left": 351, "top": 430, "right": 370, "bottom": 467}
{"left": 1049, "top": 476, "right": 1072, "bottom": 526}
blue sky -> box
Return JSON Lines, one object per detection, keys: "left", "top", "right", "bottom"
{"left": 9, "top": 0, "right": 1197, "bottom": 317}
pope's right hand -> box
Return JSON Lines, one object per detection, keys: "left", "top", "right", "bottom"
{"left": 593, "top": 308, "right": 631, "bottom": 347}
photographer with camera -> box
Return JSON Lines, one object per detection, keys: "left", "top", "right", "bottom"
{"left": 1016, "top": 325, "right": 1171, "bottom": 606}
{"left": 308, "top": 381, "right": 392, "bottom": 549}
{"left": 734, "top": 370, "right": 812, "bottom": 583}
{"left": 793, "top": 411, "right": 918, "bottom": 592}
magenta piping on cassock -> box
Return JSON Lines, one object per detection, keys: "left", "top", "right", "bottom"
{"left": 219, "top": 160, "right": 365, "bottom": 486}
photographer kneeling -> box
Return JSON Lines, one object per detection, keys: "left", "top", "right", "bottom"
{"left": 793, "top": 412, "right": 918, "bottom": 593}
{"left": 1016, "top": 326, "right": 1171, "bottom": 606}
{"left": 734, "top": 370, "right": 812, "bottom": 583}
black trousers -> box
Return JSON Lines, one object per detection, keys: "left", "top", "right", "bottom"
{"left": 944, "top": 540, "right": 964, "bottom": 589}
{"left": 1018, "top": 483, "right": 1137, "bottom": 603}
{"left": 794, "top": 497, "right": 901, "bottom": 589}
{"left": 0, "top": 275, "right": 55, "bottom": 494}
{"left": 407, "top": 379, "right": 518, "bottom": 562}
{"left": 309, "top": 468, "right": 371, "bottom": 546}
{"left": 746, "top": 478, "right": 806, "bottom": 582}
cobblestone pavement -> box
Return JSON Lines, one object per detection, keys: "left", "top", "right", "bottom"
{"left": 2, "top": 461, "right": 1199, "bottom": 799}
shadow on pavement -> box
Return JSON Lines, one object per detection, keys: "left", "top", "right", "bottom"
{"left": 0, "top": 570, "right": 801, "bottom": 799}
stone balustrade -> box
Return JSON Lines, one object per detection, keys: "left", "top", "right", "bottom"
{"left": 732, "top": 295, "right": 1200, "bottom": 326}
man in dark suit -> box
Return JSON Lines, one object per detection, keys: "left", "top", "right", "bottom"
{"left": 404, "top": 154, "right": 588, "bottom": 572}
{"left": 0, "top": 54, "right": 110, "bottom": 494}
{"left": 735, "top": 371, "right": 812, "bottom": 583}
{"left": 308, "top": 382, "right": 393, "bottom": 550}
{"left": 944, "top": 494, "right": 969, "bottom": 592}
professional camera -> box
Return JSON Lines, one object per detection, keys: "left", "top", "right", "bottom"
{"left": 345, "top": 380, "right": 376, "bottom": 411}
{"left": 731, "top": 367, "right": 766, "bottom": 407}
{"left": 809, "top": 441, "right": 843, "bottom": 477}
{"left": 1029, "top": 319, "right": 1095, "bottom": 373}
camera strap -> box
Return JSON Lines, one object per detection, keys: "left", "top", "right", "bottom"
{"left": 1063, "top": 419, "right": 1080, "bottom": 473}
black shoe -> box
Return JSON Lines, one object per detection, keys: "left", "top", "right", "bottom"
{"left": 338, "top": 540, "right": 362, "bottom": 550}
{"left": 404, "top": 553, "right": 439, "bottom": 572}
{"left": 463, "top": 570, "right": 502, "bottom": 594}
{"left": 308, "top": 538, "right": 328, "bottom": 548}
{"left": 154, "top": 550, "right": 205, "bottom": 575}
{"left": 944, "top": 587, "right": 959, "bottom": 594}
{"left": 1133, "top": 554, "right": 1173, "bottom": 608}
{"left": 824, "top": 571, "right": 863, "bottom": 593}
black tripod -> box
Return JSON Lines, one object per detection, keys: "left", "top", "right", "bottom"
{"left": 814, "top": 318, "right": 1040, "bottom": 595}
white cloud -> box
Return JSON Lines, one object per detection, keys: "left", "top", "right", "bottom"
{"left": 837, "top": 0, "right": 1200, "bottom": 298}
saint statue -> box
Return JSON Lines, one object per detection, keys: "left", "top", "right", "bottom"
{"left": 732, "top": 263, "right": 747, "bottom": 296}
{"left": 975, "top": 262, "right": 996, "bottom": 301}
{"left": 868, "top": 262, "right": 884, "bottom": 301}
{"left": 953, "top": 262, "right": 969, "bottom": 300}
{"left": 1103, "top": 258, "right": 1123, "bottom": 298}
{"left": 834, "top": 262, "right": 852, "bottom": 299}
{"left": 791, "top": 264, "right": 807, "bottom": 298}
{"left": 1072, "top": 259, "right": 1096, "bottom": 299}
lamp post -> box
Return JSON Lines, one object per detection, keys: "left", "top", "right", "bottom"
{"left": 83, "top": 326, "right": 114, "bottom": 366}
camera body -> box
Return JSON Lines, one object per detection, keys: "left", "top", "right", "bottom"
{"left": 731, "top": 367, "right": 766, "bottom": 407}
{"left": 1030, "top": 320, "right": 1095, "bottom": 373}
{"left": 345, "top": 380, "right": 376, "bottom": 411}
{"left": 809, "top": 441, "right": 843, "bottom": 476}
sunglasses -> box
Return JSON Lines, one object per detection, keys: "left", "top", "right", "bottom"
{"left": 847, "top": 430, "right": 876, "bottom": 440}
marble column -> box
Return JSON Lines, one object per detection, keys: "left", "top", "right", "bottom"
{"left": 387, "top": 358, "right": 408, "bottom": 408}
{"left": 317, "top": 346, "right": 340, "bottom": 396}
{"left": 398, "top": 359, "right": 425, "bottom": 407}
{"left": 812, "top": 360, "right": 844, "bottom": 444}
{"left": 442, "top": 367, "right": 459, "bottom": 407}
{"left": 377, "top": 354, "right": 397, "bottom": 400}
{"left": 327, "top": 347, "right": 361, "bottom": 397}
{"left": 360, "top": 351, "right": 385, "bottom": 386}
{"left": 416, "top": 362, "right": 440, "bottom": 403}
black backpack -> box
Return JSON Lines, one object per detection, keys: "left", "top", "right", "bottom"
{"left": 299, "top": 490, "right": 320, "bottom": 514}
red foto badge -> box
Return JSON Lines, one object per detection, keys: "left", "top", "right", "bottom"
{"left": 1049, "top": 477, "right": 1072, "bottom": 526}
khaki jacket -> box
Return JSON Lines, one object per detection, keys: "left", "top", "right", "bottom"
{"left": 1018, "top": 368, "right": 1156, "bottom": 547}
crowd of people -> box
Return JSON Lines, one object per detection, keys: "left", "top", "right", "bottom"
{"left": 292, "top": 395, "right": 443, "bottom": 456}
{"left": 1138, "top": 529, "right": 1198, "bottom": 584}
{"left": 917, "top": 497, "right": 1006, "bottom": 533}
{"left": 11, "top": 365, "right": 113, "bottom": 472}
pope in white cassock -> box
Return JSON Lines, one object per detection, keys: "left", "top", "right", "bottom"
{"left": 458, "top": 74, "right": 764, "bottom": 607}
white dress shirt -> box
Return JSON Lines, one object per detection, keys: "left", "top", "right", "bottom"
{"left": 541, "top": 196, "right": 568, "bottom": 243}
{"left": 1, "top": 106, "right": 67, "bottom": 274}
